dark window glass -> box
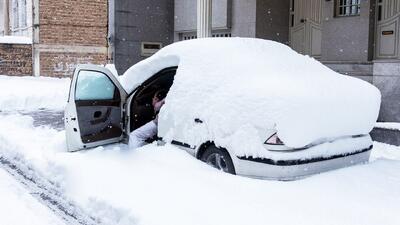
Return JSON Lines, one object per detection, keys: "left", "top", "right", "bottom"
{"left": 291, "top": 14, "right": 294, "bottom": 27}
{"left": 378, "top": 5, "right": 382, "bottom": 21}
{"left": 336, "top": 0, "right": 360, "bottom": 16}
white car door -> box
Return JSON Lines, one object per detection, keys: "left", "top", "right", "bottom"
{"left": 65, "top": 65, "right": 127, "bottom": 152}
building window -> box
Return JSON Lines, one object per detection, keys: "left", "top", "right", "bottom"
{"left": 0, "top": 0, "right": 32, "bottom": 39}
{"left": 377, "top": 0, "right": 383, "bottom": 21}
{"left": 141, "top": 42, "right": 162, "bottom": 56}
{"left": 19, "top": 0, "right": 27, "bottom": 27}
{"left": 335, "top": 0, "right": 360, "bottom": 17}
{"left": 10, "top": 0, "right": 28, "bottom": 33}
{"left": 212, "top": 32, "right": 231, "bottom": 38}
{"left": 180, "top": 31, "right": 232, "bottom": 41}
{"left": 290, "top": 0, "right": 294, "bottom": 27}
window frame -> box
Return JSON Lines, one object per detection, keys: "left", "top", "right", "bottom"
{"left": 335, "top": 0, "right": 361, "bottom": 17}
{"left": 10, "top": 0, "right": 28, "bottom": 32}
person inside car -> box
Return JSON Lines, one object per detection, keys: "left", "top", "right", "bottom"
{"left": 129, "top": 90, "right": 167, "bottom": 149}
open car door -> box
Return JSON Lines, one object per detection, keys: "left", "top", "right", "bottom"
{"left": 65, "top": 65, "right": 127, "bottom": 152}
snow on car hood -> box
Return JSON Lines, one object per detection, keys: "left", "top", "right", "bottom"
{"left": 120, "top": 38, "right": 381, "bottom": 153}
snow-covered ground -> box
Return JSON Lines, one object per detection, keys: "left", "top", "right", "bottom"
{"left": 0, "top": 168, "right": 66, "bottom": 225}
{"left": 0, "top": 75, "right": 399, "bottom": 225}
{"left": 0, "top": 75, "right": 70, "bottom": 112}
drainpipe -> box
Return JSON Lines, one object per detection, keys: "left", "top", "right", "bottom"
{"left": 197, "top": 0, "right": 212, "bottom": 38}
{"left": 32, "top": 0, "right": 40, "bottom": 77}
{"left": 107, "top": 0, "right": 115, "bottom": 64}
{"left": 4, "top": 0, "right": 10, "bottom": 35}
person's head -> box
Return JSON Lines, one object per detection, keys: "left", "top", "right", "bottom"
{"left": 152, "top": 89, "right": 168, "bottom": 106}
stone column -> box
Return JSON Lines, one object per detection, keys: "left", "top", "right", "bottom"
{"left": 197, "top": 0, "right": 212, "bottom": 38}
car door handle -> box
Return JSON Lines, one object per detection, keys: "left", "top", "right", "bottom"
{"left": 94, "top": 111, "right": 102, "bottom": 118}
{"left": 90, "top": 108, "right": 111, "bottom": 125}
{"left": 194, "top": 118, "right": 203, "bottom": 123}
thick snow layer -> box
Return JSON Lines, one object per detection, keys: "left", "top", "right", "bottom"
{"left": 0, "top": 113, "right": 137, "bottom": 225}
{"left": 0, "top": 169, "right": 66, "bottom": 225}
{"left": 371, "top": 141, "right": 400, "bottom": 161}
{"left": 105, "top": 64, "right": 119, "bottom": 77}
{"left": 1, "top": 112, "right": 399, "bottom": 225}
{"left": 0, "top": 75, "right": 70, "bottom": 111}
{"left": 120, "top": 38, "right": 381, "bottom": 151}
{"left": 0, "top": 35, "right": 32, "bottom": 44}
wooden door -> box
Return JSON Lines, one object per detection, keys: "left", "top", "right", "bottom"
{"left": 375, "top": 0, "right": 400, "bottom": 59}
{"left": 289, "top": 0, "right": 322, "bottom": 58}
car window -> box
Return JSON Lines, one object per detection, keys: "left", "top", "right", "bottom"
{"left": 75, "top": 70, "right": 116, "bottom": 100}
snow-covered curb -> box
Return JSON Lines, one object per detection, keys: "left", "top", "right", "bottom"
{"left": 375, "top": 122, "right": 400, "bottom": 131}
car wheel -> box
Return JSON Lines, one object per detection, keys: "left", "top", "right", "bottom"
{"left": 201, "top": 145, "right": 236, "bottom": 174}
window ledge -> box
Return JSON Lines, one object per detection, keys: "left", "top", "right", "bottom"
{"left": 334, "top": 14, "right": 360, "bottom": 18}
{"left": 0, "top": 36, "right": 32, "bottom": 44}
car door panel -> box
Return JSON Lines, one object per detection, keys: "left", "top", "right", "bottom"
{"left": 65, "top": 65, "right": 127, "bottom": 151}
{"left": 76, "top": 104, "right": 122, "bottom": 143}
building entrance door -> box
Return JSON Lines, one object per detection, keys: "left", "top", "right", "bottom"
{"left": 289, "top": 0, "right": 322, "bottom": 58}
{"left": 375, "top": 0, "right": 400, "bottom": 59}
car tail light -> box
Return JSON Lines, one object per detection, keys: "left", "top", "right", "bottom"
{"left": 265, "top": 133, "right": 284, "bottom": 145}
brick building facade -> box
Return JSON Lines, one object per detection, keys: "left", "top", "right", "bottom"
{"left": 36, "top": 0, "right": 108, "bottom": 77}
{"left": 0, "top": 0, "right": 109, "bottom": 77}
{"left": 0, "top": 42, "right": 32, "bottom": 75}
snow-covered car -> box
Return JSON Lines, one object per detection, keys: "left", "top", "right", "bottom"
{"left": 65, "top": 38, "right": 381, "bottom": 180}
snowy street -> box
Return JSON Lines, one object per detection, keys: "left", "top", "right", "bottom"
{"left": 0, "top": 167, "right": 66, "bottom": 225}
{"left": 1, "top": 76, "right": 400, "bottom": 225}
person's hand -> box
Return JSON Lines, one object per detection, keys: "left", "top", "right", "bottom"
{"left": 154, "top": 98, "right": 165, "bottom": 112}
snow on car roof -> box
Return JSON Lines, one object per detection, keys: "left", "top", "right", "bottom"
{"left": 120, "top": 38, "right": 380, "bottom": 153}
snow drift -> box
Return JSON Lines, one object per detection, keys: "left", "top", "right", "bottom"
{"left": 120, "top": 38, "right": 381, "bottom": 150}
{"left": 0, "top": 76, "right": 70, "bottom": 111}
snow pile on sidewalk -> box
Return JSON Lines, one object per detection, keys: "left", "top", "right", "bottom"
{"left": 120, "top": 38, "right": 381, "bottom": 153}
{"left": 0, "top": 169, "right": 66, "bottom": 225}
{"left": 371, "top": 141, "right": 400, "bottom": 161}
{"left": 0, "top": 75, "right": 70, "bottom": 111}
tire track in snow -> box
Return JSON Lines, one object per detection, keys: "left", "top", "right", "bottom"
{"left": 0, "top": 155, "right": 99, "bottom": 225}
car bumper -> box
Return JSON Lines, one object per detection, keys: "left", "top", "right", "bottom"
{"left": 233, "top": 137, "right": 373, "bottom": 180}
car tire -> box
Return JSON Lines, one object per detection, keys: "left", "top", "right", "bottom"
{"left": 200, "top": 145, "right": 236, "bottom": 174}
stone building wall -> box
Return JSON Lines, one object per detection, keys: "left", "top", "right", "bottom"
{"left": 113, "top": 0, "right": 174, "bottom": 73}
{"left": 321, "top": 0, "right": 374, "bottom": 62}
